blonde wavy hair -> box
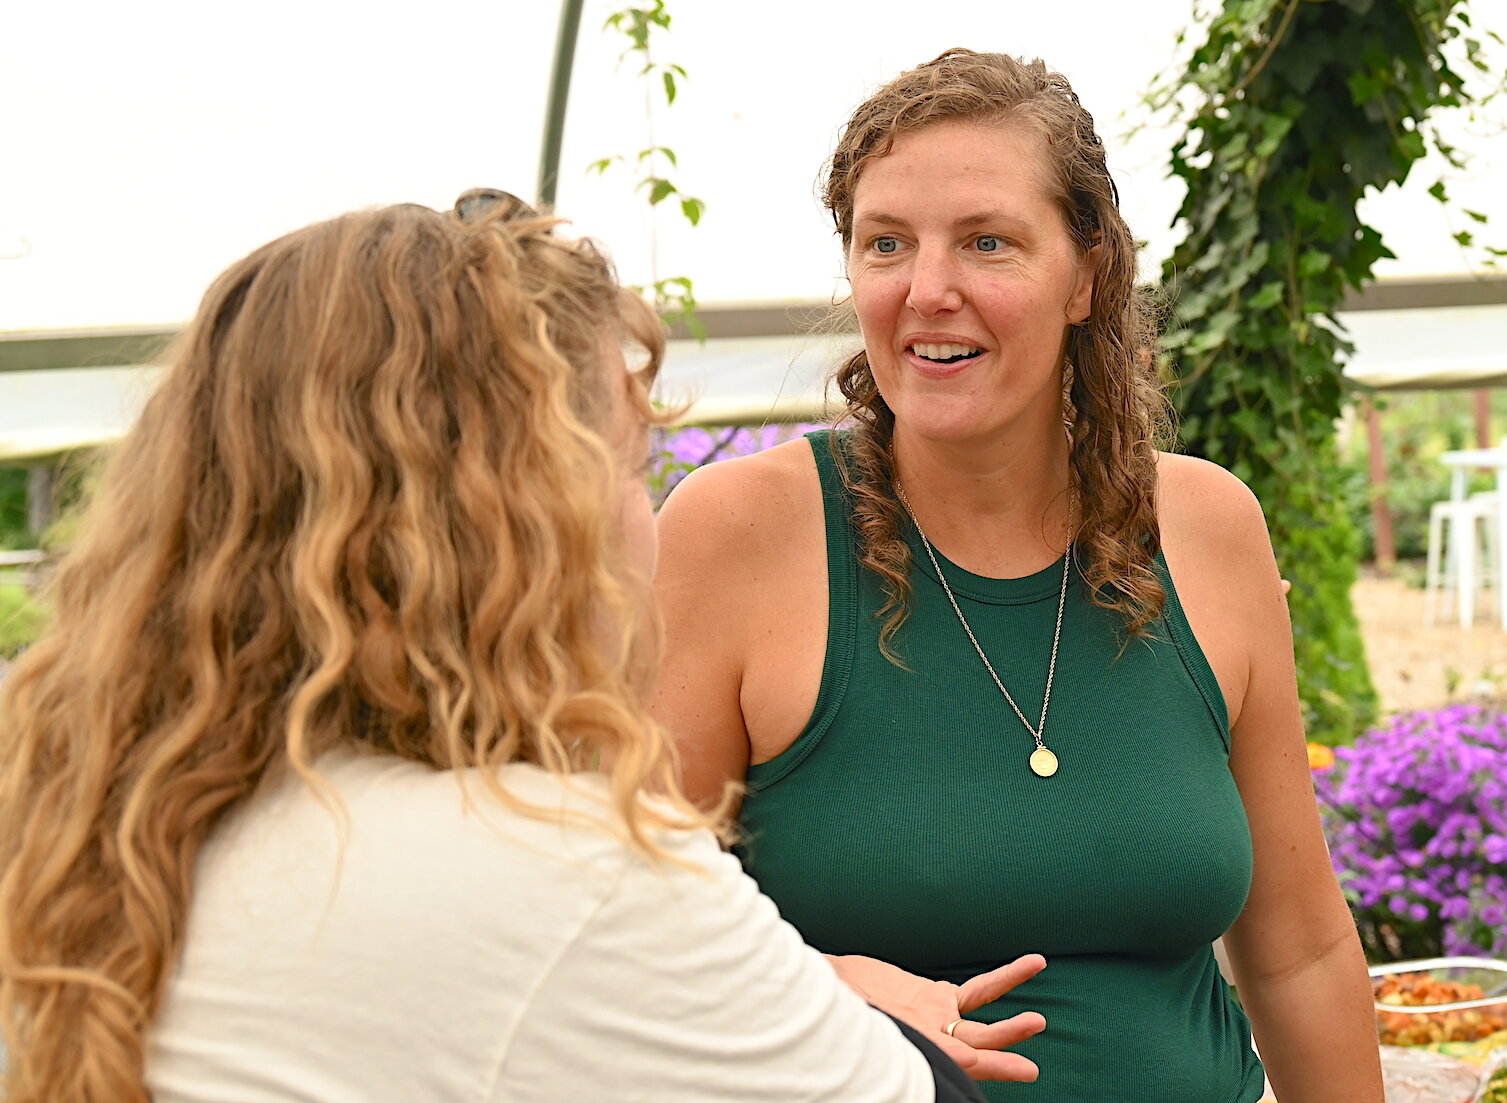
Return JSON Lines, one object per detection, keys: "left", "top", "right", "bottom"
{"left": 823, "top": 48, "right": 1172, "bottom": 652}
{"left": 0, "top": 197, "right": 715, "bottom": 1102}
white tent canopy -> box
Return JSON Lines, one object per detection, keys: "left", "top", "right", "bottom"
{"left": 3, "top": 0, "right": 1506, "bottom": 334}
{"left": 3, "top": 0, "right": 1505, "bottom": 461}
{"left": 0, "top": 366, "right": 164, "bottom": 463}
{"left": 1338, "top": 306, "right": 1507, "bottom": 391}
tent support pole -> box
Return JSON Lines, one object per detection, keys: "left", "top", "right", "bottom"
{"left": 26, "top": 463, "right": 55, "bottom": 540}
{"left": 537, "top": 0, "right": 586, "bottom": 210}
{"left": 1363, "top": 397, "right": 1396, "bottom": 574}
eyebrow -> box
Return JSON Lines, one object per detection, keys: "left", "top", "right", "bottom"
{"left": 854, "top": 209, "right": 1025, "bottom": 229}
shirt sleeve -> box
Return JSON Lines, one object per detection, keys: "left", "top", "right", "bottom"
{"left": 491, "top": 825, "right": 937, "bottom": 1103}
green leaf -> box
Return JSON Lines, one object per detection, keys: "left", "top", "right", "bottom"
{"left": 663, "top": 70, "right": 677, "bottom": 104}
{"left": 647, "top": 178, "right": 677, "bottom": 204}
{"left": 587, "top": 156, "right": 619, "bottom": 176}
{"left": 637, "top": 146, "right": 679, "bottom": 168}
{"left": 1298, "top": 249, "right": 1331, "bottom": 277}
{"left": 1247, "top": 280, "right": 1285, "bottom": 310}
{"left": 1220, "top": 129, "right": 1250, "bottom": 159}
{"left": 1428, "top": 180, "right": 1448, "bottom": 202}
{"left": 680, "top": 196, "right": 705, "bottom": 226}
{"left": 1347, "top": 71, "right": 1379, "bottom": 104}
{"left": 1464, "top": 209, "right": 1488, "bottom": 224}
{"left": 1454, "top": 230, "right": 1474, "bottom": 247}
{"left": 1397, "top": 131, "right": 1426, "bottom": 162}
{"left": 1255, "top": 112, "right": 1294, "bottom": 158}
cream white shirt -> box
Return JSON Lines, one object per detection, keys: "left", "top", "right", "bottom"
{"left": 146, "top": 753, "right": 933, "bottom": 1102}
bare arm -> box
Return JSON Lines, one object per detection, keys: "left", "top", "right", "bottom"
{"left": 651, "top": 440, "right": 829, "bottom": 817}
{"left": 651, "top": 460, "right": 762, "bottom": 815}
{"left": 1162, "top": 458, "right": 1382, "bottom": 1103}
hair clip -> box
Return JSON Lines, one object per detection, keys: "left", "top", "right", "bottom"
{"left": 452, "top": 188, "right": 539, "bottom": 225}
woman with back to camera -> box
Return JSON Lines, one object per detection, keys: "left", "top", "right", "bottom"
{"left": 653, "top": 49, "right": 1384, "bottom": 1102}
{"left": 0, "top": 194, "right": 1049, "bottom": 1101}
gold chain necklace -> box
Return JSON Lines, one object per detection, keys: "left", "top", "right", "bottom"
{"left": 897, "top": 486, "right": 1072, "bottom": 779}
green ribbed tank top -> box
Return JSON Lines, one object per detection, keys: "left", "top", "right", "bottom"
{"left": 738, "top": 431, "right": 1265, "bottom": 1102}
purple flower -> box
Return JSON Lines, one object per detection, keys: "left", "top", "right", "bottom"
{"left": 1318, "top": 706, "right": 1507, "bottom": 961}
{"left": 648, "top": 422, "right": 827, "bottom": 505}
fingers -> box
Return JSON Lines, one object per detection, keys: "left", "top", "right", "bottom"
{"left": 928, "top": 1032, "right": 1042, "bottom": 1083}
{"left": 962, "top": 1051, "right": 1042, "bottom": 1083}
{"left": 953, "top": 1010, "right": 1046, "bottom": 1053}
{"left": 955, "top": 953, "right": 1047, "bottom": 1013}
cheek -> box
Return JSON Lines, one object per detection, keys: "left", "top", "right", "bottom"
{"left": 622, "top": 487, "right": 658, "bottom": 577}
{"left": 850, "top": 270, "right": 903, "bottom": 336}
{"left": 983, "top": 282, "right": 1064, "bottom": 334}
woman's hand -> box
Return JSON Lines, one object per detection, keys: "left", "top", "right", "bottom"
{"left": 824, "top": 953, "right": 1047, "bottom": 1081}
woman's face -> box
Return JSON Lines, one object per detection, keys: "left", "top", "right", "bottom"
{"left": 601, "top": 338, "right": 658, "bottom": 585}
{"left": 847, "top": 120, "right": 1097, "bottom": 451}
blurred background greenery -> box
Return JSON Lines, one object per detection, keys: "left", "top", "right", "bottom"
{"left": 1341, "top": 392, "right": 1503, "bottom": 566}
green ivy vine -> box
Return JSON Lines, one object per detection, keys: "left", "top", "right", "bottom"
{"left": 595, "top": 1, "right": 706, "bottom": 337}
{"left": 1152, "top": 0, "right": 1502, "bottom": 744}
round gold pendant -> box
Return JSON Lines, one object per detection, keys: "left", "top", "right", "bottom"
{"left": 1029, "top": 746, "right": 1059, "bottom": 778}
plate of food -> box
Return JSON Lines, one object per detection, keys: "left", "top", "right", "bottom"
{"left": 1367, "top": 958, "right": 1507, "bottom": 1103}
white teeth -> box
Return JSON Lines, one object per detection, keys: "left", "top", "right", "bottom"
{"left": 912, "top": 342, "right": 982, "bottom": 361}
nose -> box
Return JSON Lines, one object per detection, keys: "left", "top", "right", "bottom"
{"left": 904, "top": 244, "right": 964, "bottom": 317}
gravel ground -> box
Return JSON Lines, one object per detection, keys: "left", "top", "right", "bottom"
{"left": 1352, "top": 570, "right": 1507, "bottom": 715}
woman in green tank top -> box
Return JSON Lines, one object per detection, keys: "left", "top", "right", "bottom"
{"left": 654, "top": 50, "right": 1382, "bottom": 1103}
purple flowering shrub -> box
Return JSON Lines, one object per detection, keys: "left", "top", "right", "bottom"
{"left": 649, "top": 423, "right": 826, "bottom": 506}
{"left": 1313, "top": 705, "right": 1507, "bottom": 961}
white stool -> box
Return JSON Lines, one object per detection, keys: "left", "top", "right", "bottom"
{"left": 1426, "top": 492, "right": 1499, "bottom": 628}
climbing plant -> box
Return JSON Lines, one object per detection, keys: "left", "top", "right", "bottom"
{"left": 1151, "top": 0, "right": 1502, "bottom": 744}
{"left": 593, "top": 1, "right": 707, "bottom": 337}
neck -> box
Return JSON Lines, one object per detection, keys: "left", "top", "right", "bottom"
{"left": 892, "top": 420, "right": 1074, "bottom": 578}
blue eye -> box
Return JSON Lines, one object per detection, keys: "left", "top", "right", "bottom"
{"left": 975, "top": 235, "right": 1002, "bottom": 253}
{"left": 874, "top": 237, "right": 899, "bottom": 254}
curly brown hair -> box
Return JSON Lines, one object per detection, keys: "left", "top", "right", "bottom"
{"left": 822, "top": 48, "right": 1171, "bottom": 654}
{"left": 0, "top": 200, "right": 716, "bottom": 1102}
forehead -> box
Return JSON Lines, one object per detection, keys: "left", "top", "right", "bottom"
{"left": 852, "top": 120, "right": 1060, "bottom": 221}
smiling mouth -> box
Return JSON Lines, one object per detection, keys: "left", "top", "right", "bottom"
{"left": 909, "top": 342, "right": 984, "bottom": 365}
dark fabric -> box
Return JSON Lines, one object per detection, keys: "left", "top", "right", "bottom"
{"left": 737, "top": 430, "right": 1266, "bottom": 1102}
{"left": 878, "top": 1011, "right": 988, "bottom": 1103}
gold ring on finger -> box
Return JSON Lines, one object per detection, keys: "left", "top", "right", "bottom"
{"left": 943, "top": 1018, "right": 965, "bottom": 1037}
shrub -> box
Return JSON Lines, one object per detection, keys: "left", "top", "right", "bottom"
{"left": 0, "top": 466, "right": 29, "bottom": 549}
{"left": 0, "top": 583, "right": 48, "bottom": 660}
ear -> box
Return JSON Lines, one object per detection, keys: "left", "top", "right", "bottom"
{"left": 1066, "top": 242, "right": 1102, "bottom": 325}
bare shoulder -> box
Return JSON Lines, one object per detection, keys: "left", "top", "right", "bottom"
{"left": 1154, "top": 452, "right": 1288, "bottom": 728}
{"left": 651, "top": 436, "right": 829, "bottom": 809}
{"left": 1154, "top": 451, "right": 1283, "bottom": 581}
{"left": 1155, "top": 452, "right": 1267, "bottom": 543}
{"left": 656, "top": 437, "right": 820, "bottom": 553}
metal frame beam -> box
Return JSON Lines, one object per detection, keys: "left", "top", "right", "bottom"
{"left": 3, "top": 275, "right": 1504, "bottom": 373}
